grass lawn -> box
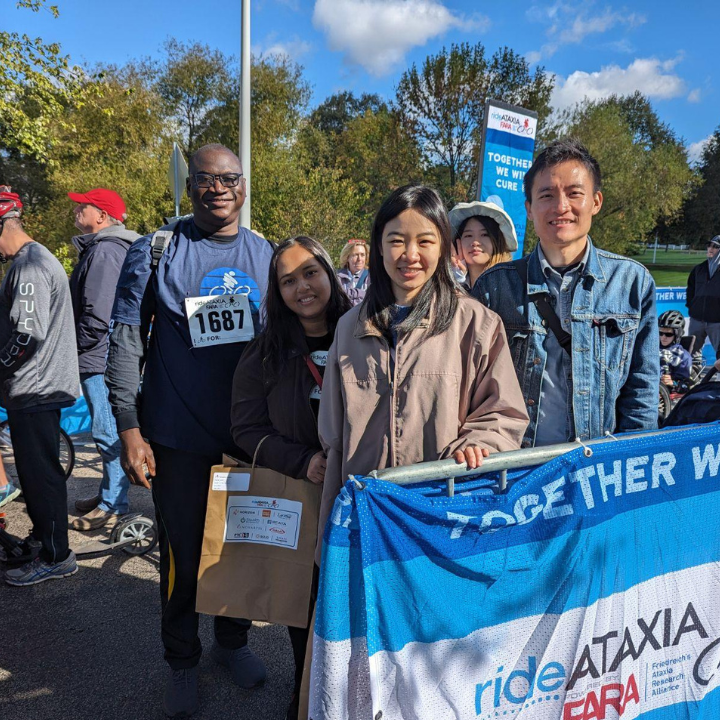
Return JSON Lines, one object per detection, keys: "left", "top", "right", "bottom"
{"left": 630, "top": 249, "right": 705, "bottom": 287}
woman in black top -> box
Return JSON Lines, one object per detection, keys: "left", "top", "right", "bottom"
{"left": 231, "top": 235, "right": 351, "bottom": 719}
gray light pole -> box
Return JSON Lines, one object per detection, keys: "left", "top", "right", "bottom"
{"left": 239, "top": 0, "right": 251, "bottom": 229}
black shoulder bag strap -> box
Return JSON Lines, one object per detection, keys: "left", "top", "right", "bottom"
{"left": 139, "top": 226, "right": 177, "bottom": 343}
{"left": 515, "top": 256, "right": 572, "bottom": 356}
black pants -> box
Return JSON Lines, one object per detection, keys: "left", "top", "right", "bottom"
{"left": 7, "top": 407, "right": 69, "bottom": 564}
{"left": 151, "top": 442, "right": 251, "bottom": 670}
{"left": 287, "top": 566, "right": 319, "bottom": 693}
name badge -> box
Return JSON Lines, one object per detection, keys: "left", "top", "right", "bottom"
{"left": 184, "top": 293, "right": 254, "bottom": 348}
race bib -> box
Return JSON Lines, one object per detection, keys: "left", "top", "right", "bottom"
{"left": 184, "top": 293, "right": 254, "bottom": 348}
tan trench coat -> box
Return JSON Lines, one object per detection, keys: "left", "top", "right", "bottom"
{"left": 316, "top": 295, "right": 529, "bottom": 562}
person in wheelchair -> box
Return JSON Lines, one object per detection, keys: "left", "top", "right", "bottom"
{"left": 659, "top": 310, "right": 702, "bottom": 394}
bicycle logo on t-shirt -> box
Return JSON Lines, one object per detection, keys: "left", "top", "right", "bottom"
{"left": 199, "top": 267, "right": 260, "bottom": 308}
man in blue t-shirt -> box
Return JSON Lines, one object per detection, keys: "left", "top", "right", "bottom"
{"left": 106, "top": 144, "right": 274, "bottom": 718}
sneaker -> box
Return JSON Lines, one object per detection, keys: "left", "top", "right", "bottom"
{"left": 74, "top": 495, "right": 100, "bottom": 513}
{"left": 71, "top": 507, "right": 121, "bottom": 532}
{"left": 163, "top": 666, "right": 199, "bottom": 718}
{"left": 0, "top": 482, "right": 20, "bottom": 508}
{"left": 211, "top": 643, "right": 266, "bottom": 689}
{"left": 5, "top": 550, "right": 78, "bottom": 586}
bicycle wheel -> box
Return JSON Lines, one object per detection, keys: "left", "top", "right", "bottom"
{"left": 59, "top": 428, "right": 75, "bottom": 480}
{"left": 0, "top": 422, "right": 75, "bottom": 482}
{"left": 658, "top": 383, "right": 671, "bottom": 426}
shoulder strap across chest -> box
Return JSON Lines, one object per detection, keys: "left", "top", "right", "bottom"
{"left": 514, "top": 256, "right": 572, "bottom": 355}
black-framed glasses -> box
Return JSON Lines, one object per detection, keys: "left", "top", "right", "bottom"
{"left": 191, "top": 172, "right": 243, "bottom": 188}
{"left": 659, "top": 331, "right": 675, "bottom": 338}
{"left": 707, "top": 242, "right": 720, "bottom": 249}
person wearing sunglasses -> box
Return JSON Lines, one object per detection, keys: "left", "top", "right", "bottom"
{"left": 105, "top": 144, "right": 274, "bottom": 718}
{"left": 658, "top": 310, "right": 693, "bottom": 390}
{"left": 686, "top": 235, "right": 720, "bottom": 364}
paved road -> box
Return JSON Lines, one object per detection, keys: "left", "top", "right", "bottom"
{"left": 0, "top": 437, "right": 293, "bottom": 720}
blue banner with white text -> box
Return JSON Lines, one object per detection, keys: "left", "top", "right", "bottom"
{"left": 478, "top": 102, "right": 538, "bottom": 259}
{"left": 310, "top": 423, "right": 720, "bottom": 719}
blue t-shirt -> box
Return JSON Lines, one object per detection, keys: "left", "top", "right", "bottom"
{"left": 113, "top": 219, "right": 273, "bottom": 456}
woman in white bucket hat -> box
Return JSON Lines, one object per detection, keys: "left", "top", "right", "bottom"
{"left": 449, "top": 201, "right": 518, "bottom": 292}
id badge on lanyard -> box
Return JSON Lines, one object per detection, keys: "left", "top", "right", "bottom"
{"left": 184, "top": 293, "right": 254, "bottom": 348}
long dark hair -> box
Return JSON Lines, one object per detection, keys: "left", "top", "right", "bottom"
{"left": 261, "top": 236, "right": 352, "bottom": 378}
{"left": 365, "top": 185, "right": 458, "bottom": 337}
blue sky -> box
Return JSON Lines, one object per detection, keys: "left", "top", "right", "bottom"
{"left": 3, "top": 0, "right": 717, "bottom": 161}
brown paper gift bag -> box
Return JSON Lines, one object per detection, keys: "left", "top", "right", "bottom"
{"left": 196, "top": 439, "right": 321, "bottom": 629}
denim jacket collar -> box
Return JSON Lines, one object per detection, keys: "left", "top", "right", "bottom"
{"left": 526, "top": 237, "right": 606, "bottom": 297}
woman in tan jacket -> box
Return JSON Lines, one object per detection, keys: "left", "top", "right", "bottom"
{"left": 316, "top": 185, "right": 529, "bottom": 558}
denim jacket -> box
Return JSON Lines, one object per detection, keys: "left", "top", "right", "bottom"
{"left": 472, "top": 239, "right": 659, "bottom": 447}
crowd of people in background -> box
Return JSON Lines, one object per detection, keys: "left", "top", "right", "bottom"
{"left": 3, "top": 136, "right": 719, "bottom": 719}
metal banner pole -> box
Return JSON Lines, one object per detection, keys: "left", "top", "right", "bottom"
{"left": 239, "top": 0, "right": 251, "bottom": 229}
{"left": 369, "top": 426, "right": 696, "bottom": 493}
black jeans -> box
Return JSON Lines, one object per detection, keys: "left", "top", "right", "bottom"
{"left": 151, "top": 442, "right": 251, "bottom": 670}
{"left": 7, "top": 407, "right": 69, "bottom": 564}
{"left": 287, "top": 565, "right": 318, "bottom": 693}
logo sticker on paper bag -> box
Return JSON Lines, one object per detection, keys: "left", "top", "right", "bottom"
{"left": 224, "top": 496, "right": 302, "bottom": 550}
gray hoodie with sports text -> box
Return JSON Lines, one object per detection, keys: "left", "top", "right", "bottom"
{"left": 0, "top": 242, "right": 79, "bottom": 410}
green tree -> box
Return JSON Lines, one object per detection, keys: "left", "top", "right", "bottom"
{"left": 395, "top": 42, "right": 554, "bottom": 203}
{"left": 670, "top": 128, "right": 720, "bottom": 247}
{"left": 560, "top": 95, "right": 693, "bottom": 255}
{"left": 199, "top": 54, "right": 311, "bottom": 151}
{"left": 193, "top": 53, "right": 363, "bottom": 250}
{"left": 329, "top": 108, "right": 423, "bottom": 228}
{"left": 156, "top": 39, "right": 233, "bottom": 154}
{"left": 309, "top": 91, "right": 386, "bottom": 136}
{"left": 23, "top": 63, "right": 176, "bottom": 263}
{"left": 0, "top": 0, "right": 86, "bottom": 162}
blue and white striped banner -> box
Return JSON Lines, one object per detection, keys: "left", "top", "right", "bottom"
{"left": 310, "top": 423, "right": 720, "bottom": 719}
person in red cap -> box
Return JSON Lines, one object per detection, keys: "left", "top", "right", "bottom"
{"left": 0, "top": 187, "right": 81, "bottom": 586}
{"left": 67, "top": 188, "right": 128, "bottom": 226}
{"left": 68, "top": 188, "right": 140, "bottom": 530}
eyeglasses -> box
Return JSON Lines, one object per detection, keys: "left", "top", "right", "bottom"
{"left": 659, "top": 331, "right": 675, "bottom": 338}
{"left": 707, "top": 242, "right": 720, "bottom": 249}
{"left": 191, "top": 173, "right": 243, "bottom": 188}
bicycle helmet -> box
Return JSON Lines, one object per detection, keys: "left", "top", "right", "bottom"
{"left": 658, "top": 309, "right": 685, "bottom": 341}
{"left": 0, "top": 187, "right": 23, "bottom": 263}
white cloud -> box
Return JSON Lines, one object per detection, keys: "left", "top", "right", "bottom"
{"left": 558, "top": 10, "right": 645, "bottom": 45}
{"left": 255, "top": 36, "right": 313, "bottom": 60}
{"left": 687, "top": 88, "right": 701, "bottom": 103}
{"left": 312, "top": 0, "right": 488, "bottom": 76}
{"left": 551, "top": 57, "right": 687, "bottom": 110}
{"left": 526, "top": 4, "right": 646, "bottom": 61}
{"left": 605, "top": 38, "right": 635, "bottom": 54}
{"left": 688, "top": 136, "right": 711, "bottom": 165}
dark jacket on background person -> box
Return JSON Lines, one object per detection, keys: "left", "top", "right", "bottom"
{"left": 687, "top": 260, "right": 720, "bottom": 324}
{"left": 69, "top": 224, "right": 139, "bottom": 374}
{"left": 231, "top": 330, "right": 324, "bottom": 479}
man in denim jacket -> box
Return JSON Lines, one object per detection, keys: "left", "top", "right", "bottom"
{"left": 473, "top": 139, "right": 658, "bottom": 448}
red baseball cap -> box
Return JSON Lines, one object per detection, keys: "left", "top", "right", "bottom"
{"left": 68, "top": 188, "right": 127, "bottom": 221}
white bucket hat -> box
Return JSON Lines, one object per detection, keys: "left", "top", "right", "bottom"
{"left": 449, "top": 201, "right": 518, "bottom": 252}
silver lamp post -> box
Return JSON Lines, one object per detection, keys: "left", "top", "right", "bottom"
{"left": 239, "top": 0, "right": 251, "bottom": 229}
